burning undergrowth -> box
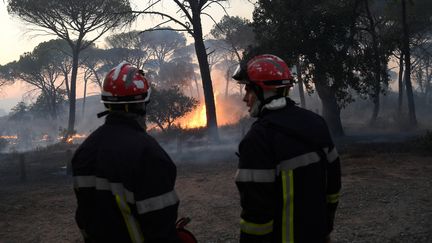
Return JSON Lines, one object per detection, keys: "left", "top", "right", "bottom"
{"left": 150, "top": 117, "right": 255, "bottom": 164}
{"left": 176, "top": 92, "right": 247, "bottom": 129}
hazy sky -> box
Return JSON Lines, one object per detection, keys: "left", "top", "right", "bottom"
{"left": 0, "top": 0, "right": 254, "bottom": 113}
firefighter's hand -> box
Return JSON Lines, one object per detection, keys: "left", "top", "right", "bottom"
{"left": 176, "top": 217, "right": 197, "bottom": 243}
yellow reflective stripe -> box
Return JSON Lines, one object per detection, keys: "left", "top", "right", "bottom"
{"left": 115, "top": 194, "right": 144, "bottom": 243}
{"left": 282, "top": 170, "right": 294, "bottom": 243}
{"left": 288, "top": 170, "right": 294, "bottom": 243}
{"left": 282, "top": 171, "right": 287, "bottom": 243}
{"left": 240, "top": 219, "right": 274, "bottom": 235}
{"left": 327, "top": 192, "right": 340, "bottom": 204}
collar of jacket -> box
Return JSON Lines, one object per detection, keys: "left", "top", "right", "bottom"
{"left": 260, "top": 97, "right": 296, "bottom": 117}
{"left": 105, "top": 112, "right": 146, "bottom": 132}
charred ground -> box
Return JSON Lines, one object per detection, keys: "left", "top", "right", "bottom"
{"left": 0, "top": 135, "right": 431, "bottom": 243}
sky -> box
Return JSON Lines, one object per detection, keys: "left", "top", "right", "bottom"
{"left": 0, "top": 0, "right": 255, "bottom": 114}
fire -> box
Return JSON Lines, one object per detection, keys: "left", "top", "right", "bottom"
{"left": 66, "top": 137, "right": 73, "bottom": 144}
{"left": 178, "top": 92, "right": 245, "bottom": 129}
{"left": 65, "top": 134, "right": 87, "bottom": 144}
{"left": 39, "top": 134, "right": 50, "bottom": 142}
{"left": 0, "top": 135, "right": 18, "bottom": 139}
{"left": 180, "top": 103, "right": 207, "bottom": 128}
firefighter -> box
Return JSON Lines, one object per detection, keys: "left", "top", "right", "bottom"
{"left": 232, "top": 54, "right": 341, "bottom": 243}
{"left": 71, "top": 62, "right": 196, "bottom": 243}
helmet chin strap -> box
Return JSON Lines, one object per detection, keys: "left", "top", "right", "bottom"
{"left": 249, "top": 99, "right": 261, "bottom": 117}
{"left": 97, "top": 103, "right": 147, "bottom": 118}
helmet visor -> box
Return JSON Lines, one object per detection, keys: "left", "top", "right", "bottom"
{"left": 232, "top": 64, "right": 249, "bottom": 84}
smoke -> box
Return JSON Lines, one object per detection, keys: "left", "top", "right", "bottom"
{"left": 0, "top": 95, "right": 104, "bottom": 153}
{"left": 2, "top": 61, "right": 431, "bottom": 156}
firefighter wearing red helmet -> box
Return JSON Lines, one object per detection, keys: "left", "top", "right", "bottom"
{"left": 71, "top": 62, "right": 196, "bottom": 243}
{"left": 233, "top": 54, "right": 341, "bottom": 243}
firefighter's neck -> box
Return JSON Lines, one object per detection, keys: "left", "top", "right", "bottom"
{"left": 110, "top": 111, "right": 147, "bottom": 130}
{"left": 135, "top": 115, "right": 147, "bottom": 130}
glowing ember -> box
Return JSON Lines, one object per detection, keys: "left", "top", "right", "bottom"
{"left": 0, "top": 135, "right": 18, "bottom": 139}
{"left": 65, "top": 134, "right": 87, "bottom": 144}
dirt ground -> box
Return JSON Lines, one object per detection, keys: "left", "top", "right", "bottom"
{"left": 0, "top": 141, "right": 431, "bottom": 243}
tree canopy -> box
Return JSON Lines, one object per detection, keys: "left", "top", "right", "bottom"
{"left": 4, "top": 39, "right": 70, "bottom": 119}
{"left": 147, "top": 86, "right": 198, "bottom": 131}
{"left": 7, "top": 0, "right": 133, "bottom": 137}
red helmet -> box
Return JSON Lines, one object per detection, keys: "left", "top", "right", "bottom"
{"left": 232, "top": 54, "right": 293, "bottom": 90}
{"left": 101, "top": 61, "right": 151, "bottom": 104}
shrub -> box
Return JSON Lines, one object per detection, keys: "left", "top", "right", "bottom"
{"left": 415, "top": 130, "right": 432, "bottom": 152}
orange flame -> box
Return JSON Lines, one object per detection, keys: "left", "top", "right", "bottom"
{"left": 177, "top": 93, "right": 245, "bottom": 129}
{"left": 65, "top": 134, "right": 87, "bottom": 144}
{"left": 179, "top": 103, "right": 207, "bottom": 128}
{"left": 0, "top": 135, "right": 18, "bottom": 139}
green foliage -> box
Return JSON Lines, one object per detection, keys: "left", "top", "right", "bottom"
{"left": 250, "top": 0, "right": 364, "bottom": 105}
{"left": 415, "top": 130, "right": 432, "bottom": 152}
{"left": 4, "top": 39, "right": 72, "bottom": 119}
{"left": 147, "top": 87, "right": 198, "bottom": 131}
{"left": 157, "top": 58, "right": 196, "bottom": 88}
{"left": 0, "top": 64, "right": 16, "bottom": 87}
{"left": 210, "top": 15, "right": 254, "bottom": 51}
{"left": 8, "top": 0, "right": 133, "bottom": 136}
{"left": 29, "top": 90, "right": 67, "bottom": 118}
{"left": 384, "top": 0, "right": 432, "bottom": 40}
{"left": 8, "top": 101, "right": 29, "bottom": 121}
{"left": 7, "top": 0, "right": 133, "bottom": 33}
{"left": 103, "top": 29, "right": 193, "bottom": 89}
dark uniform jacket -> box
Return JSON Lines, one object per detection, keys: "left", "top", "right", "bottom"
{"left": 72, "top": 113, "right": 180, "bottom": 243}
{"left": 236, "top": 98, "right": 341, "bottom": 243}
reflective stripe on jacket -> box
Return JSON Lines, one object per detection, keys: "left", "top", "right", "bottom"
{"left": 236, "top": 98, "right": 341, "bottom": 243}
{"left": 72, "top": 113, "right": 180, "bottom": 243}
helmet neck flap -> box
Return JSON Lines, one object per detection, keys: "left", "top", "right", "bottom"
{"left": 249, "top": 84, "right": 289, "bottom": 117}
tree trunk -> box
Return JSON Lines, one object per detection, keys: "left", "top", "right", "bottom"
{"left": 224, "top": 69, "right": 230, "bottom": 100}
{"left": 365, "top": 0, "right": 382, "bottom": 126}
{"left": 91, "top": 66, "right": 102, "bottom": 88}
{"left": 188, "top": 84, "right": 194, "bottom": 98}
{"left": 370, "top": 94, "right": 380, "bottom": 125}
{"left": 82, "top": 77, "right": 88, "bottom": 117}
{"left": 51, "top": 90, "right": 57, "bottom": 120}
{"left": 315, "top": 80, "right": 344, "bottom": 137}
{"left": 67, "top": 47, "right": 79, "bottom": 137}
{"left": 426, "top": 62, "right": 431, "bottom": 105}
{"left": 401, "top": 0, "right": 417, "bottom": 126}
{"left": 397, "top": 52, "right": 404, "bottom": 114}
{"left": 192, "top": 14, "right": 219, "bottom": 142}
{"left": 296, "top": 59, "right": 306, "bottom": 108}
{"left": 64, "top": 70, "right": 71, "bottom": 100}
{"left": 193, "top": 75, "right": 200, "bottom": 99}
